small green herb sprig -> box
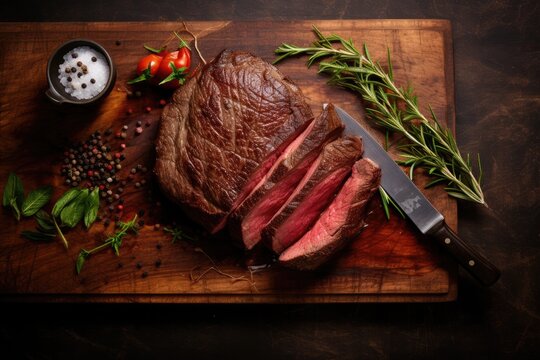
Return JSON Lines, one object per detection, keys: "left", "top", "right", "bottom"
{"left": 274, "top": 26, "right": 486, "bottom": 215}
{"left": 76, "top": 214, "right": 139, "bottom": 274}
{"left": 164, "top": 226, "right": 197, "bottom": 243}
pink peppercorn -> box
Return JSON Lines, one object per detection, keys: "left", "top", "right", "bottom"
{"left": 145, "top": 106, "right": 152, "bottom": 113}
{"left": 115, "top": 152, "right": 121, "bottom": 159}
{"left": 117, "top": 205, "right": 124, "bottom": 211}
{"left": 135, "top": 127, "right": 143, "bottom": 135}
{"left": 159, "top": 99, "right": 167, "bottom": 106}
{"left": 127, "top": 108, "right": 133, "bottom": 115}
{"left": 120, "top": 143, "right": 126, "bottom": 150}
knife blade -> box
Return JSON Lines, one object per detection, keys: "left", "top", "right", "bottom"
{"left": 334, "top": 106, "right": 500, "bottom": 286}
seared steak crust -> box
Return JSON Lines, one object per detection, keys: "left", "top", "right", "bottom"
{"left": 155, "top": 50, "right": 313, "bottom": 232}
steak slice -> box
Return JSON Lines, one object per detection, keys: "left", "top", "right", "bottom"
{"left": 262, "top": 137, "right": 364, "bottom": 254}
{"left": 155, "top": 50, "right": 313, "bottom": 233}
{"left": 279, "top": 159, "right": 381, "bottom": 270}
{"left": 229, "top": 103, "right": 344, "bottom": 248}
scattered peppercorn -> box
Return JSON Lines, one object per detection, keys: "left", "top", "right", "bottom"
{"left": 72, "top": 53, "right": 78, "bottom": 58}
{"left": 145, "top": 106, "right": 152, "bottom": 113}
{"left": 159, "top": 99, "right": 167, "bottom": 106}
{"left": 135, "top": 127, "right": 143, "bottom": 135}
{"left": 82, "top": 83, "right": 87, "bottom": 89}
{"left": 77, "top": 61, "right": 82, "bottom": 67}
{"left": 90, "top": 78, "right": 96, "bottom": 84}
{"left": 136, "top": 262, "right": 142, "bottom": 269}
{"left": 155, "top": 259, "right": 162, "bottom": 268}
{"left": 142, "top": 271, "right": 148, "bottom": 278}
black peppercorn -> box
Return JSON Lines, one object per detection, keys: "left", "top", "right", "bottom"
{"left": 81, "top": 83, "right": 87, "bottom": 89}
{"left": 91, "top": 56, "right": 97, "bottom": 62}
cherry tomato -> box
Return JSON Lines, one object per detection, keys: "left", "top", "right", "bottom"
{"left": 127, "top": 54, "right": 163, "bottom": 84}
{"left": 156, "top": 47, "right": 191, "bottom": 88}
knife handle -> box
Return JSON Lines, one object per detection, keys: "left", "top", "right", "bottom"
{"left": 431, "top": 222, "right": 500, "bottom": 286}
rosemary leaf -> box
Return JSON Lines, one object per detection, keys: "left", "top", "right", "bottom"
{"left": 274, "top": 26, "right": 486, "bottom": 209}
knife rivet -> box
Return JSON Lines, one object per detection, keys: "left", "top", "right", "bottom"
{"left": 468, "top": 260, "right": 475, "bottom": 266}
{"left": 444, "top": 238, "right": 451, "bottom": 244}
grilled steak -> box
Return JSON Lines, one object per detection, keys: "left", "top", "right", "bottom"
{"left": 229, "top": 104, "right": 344, "bottom": 249}
{"left": 155, "top": 50, "right": 313, "bottom": 233}
{"left": 279, "top": 158, "right": 381, "bottom": 270}
{"left": 262, "top": 137, "right": 364, "bottom": 254}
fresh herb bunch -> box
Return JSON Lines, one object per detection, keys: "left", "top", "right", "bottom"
{"left": 76, "top": 214, "right": 139, "bottom": 274}
{"left": 274, "top": 26, "right": 486, "bottom": 213}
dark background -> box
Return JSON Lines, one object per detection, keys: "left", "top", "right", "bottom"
{"left": 1, "top": 0, "right": 539, "bottom": 358}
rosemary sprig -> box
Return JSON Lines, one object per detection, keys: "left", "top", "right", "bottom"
{"left": 274, "top": 26, "right": 486, "bottom": 212}
{"left": 76, "top": 214, "right": 139, "bottom": 274}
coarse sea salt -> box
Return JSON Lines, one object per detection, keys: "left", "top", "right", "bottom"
{"left": 58, "top": 46, "right": 110, "bottom": 100}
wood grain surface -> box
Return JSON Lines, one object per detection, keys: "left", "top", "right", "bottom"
{"left": 0, "top": 20, "right": 457, "bottom": 303}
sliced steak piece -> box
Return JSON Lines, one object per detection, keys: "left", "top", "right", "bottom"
{"left": 279, "top": 159, "right": 381, "bottom": 270}
{"left": 229, "top": 103, "right": 344, "bottom": 247}
{"left": 262, "top": 137, "right": 364, "bottom": 254}
{"left": 155, "top": 50, "right": 313, "bottom": 233}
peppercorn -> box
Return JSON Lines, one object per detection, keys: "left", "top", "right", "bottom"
{"left": 135, "top": 127, "right": 143, "bottom": 135}
{"left": 81, "top": 83, "right": 87, "bottom": 89}
{"left": 71, "top": 67, "right": 76, "bottom": 72}
{"left": 77, "top": 61, "right": 82, "bottom": 67}
{"left": 91, "top": 56, "right": 97, "bottom": 62}
{"left": 90, "top": 78, "right": 96, "bottom": 84}
{"left": 72, "top": 53, "right": 78, "bottom": 58}
{"left": 155, "top": 259, "right": 162, "bottom": 268}
{"left": 136, "top": 262, "right": 142, "bottom": 269}
{"left": 142, "top": 271, "right": 148, "bottom": 278}
{"left": 159, "top": 99, "right": 167, "bottom": 106}
{"left": 145, "top": 106, "right": 152, "bottom": 113}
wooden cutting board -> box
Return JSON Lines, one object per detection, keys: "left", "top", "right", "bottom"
{"left": 0, "top": 20, "right": 457, "bottom": 303}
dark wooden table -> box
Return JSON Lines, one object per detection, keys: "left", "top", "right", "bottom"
{"left": 1, "top": 0, "right": 538, "bottom": 358}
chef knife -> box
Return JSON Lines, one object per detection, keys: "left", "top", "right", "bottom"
{"left": 334, "top": 106, "right": 500, "bottom": 286}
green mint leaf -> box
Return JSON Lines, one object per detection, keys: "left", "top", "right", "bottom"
{"left": 22, "top": 186, "right": 53, "bottom": 217}
{"left": 52, "top": 188, "right": 81, "bottom": 218}
{"left": 3, "top": 173, "right": 24, "bottom": 220}
{"left": 76, "top": 249, "right": 90, "bottom": 274}
{"left": 9, "top": 197, "right": 21, "bottom": 221}
{"left": 83, "top": 188, "right": 100, "bottom": 228}
{"left": 35, "top": 210, "right": 55, "bottom": 231}
{"left": 21, "top": 230, "right": 56, "bottom": 242}
{"left": 60, "top": 189, "right": 89, "bottom": 228}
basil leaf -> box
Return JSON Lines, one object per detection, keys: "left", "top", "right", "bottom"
{"left": 35, "top": 210, "right": 55, "bottom": 231}
{"left": 21, "top": 230, "right": 56, "bottom": 242}
{"left": 3, "top": 173, "right": 24, "bottom": 220}
{"left": 83, "top": 188, "right": 100, "bottom": 228}
{"left": 76, "top": 249, "right": 90, "bottom": 274}
{"left": 60, "top": 189, "right": 89, "bottom": 228}
{"left": 52, "top": 188, "right": 80, "bottom": 218}
{"left": 10, "top": 198, "right": 21, "bottom": 220}
{"left": 22, "top": 186, "right": 53, "bottom": 217}
{"left": 3, "top": 172, "right": 24, "bottom": 207}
